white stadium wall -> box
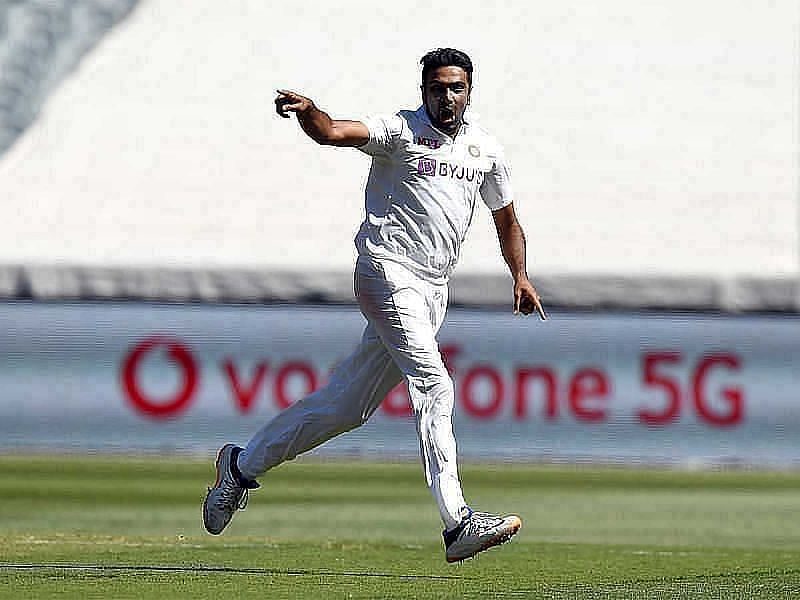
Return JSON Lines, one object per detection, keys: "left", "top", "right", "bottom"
{"left": 0, "top": 0, "right": 797, "bottom": 281}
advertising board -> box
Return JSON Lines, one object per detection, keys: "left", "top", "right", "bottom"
{"left": 1, "top": 302, "right": 797, "bottom": 466}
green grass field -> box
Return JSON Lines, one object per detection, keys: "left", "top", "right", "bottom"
{"left": 1, "top": 455, "right": 799, "bottom": 599}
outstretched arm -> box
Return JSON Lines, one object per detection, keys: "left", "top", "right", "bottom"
{"left": 492, "top": 203, "right": 547, "bottom": 320}
{"left": 275, "top": 90, "right": 369, "bottom": 147}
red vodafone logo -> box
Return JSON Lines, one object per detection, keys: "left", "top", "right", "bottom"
{"left": 121, "top": 336, "right": 199, "bottom": 419}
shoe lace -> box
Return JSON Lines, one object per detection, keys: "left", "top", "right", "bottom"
{"left": 462, "top": 512, "right": 503, "bottom": 537}
{"left": 213, "top": 478, "right": 248, "bottom": 511}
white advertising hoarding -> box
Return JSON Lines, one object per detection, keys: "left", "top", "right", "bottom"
{"left": 0, "top": 301, "right": 798, "bottom": 466}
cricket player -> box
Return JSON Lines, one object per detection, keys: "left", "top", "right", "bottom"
{"left": 203, "top": 48, "right": 547, "bottom": 563}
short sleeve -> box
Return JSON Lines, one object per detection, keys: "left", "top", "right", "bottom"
{"left": 358, "top": 114, "right": 404, "bottom": 157}
{"left": 479, "top": 145, "right": 514, "bottom": 211}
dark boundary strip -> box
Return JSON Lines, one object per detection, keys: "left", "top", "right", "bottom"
{"left": 0, "top": 562, "right": 468, "bottom": 581}
{"left": 0, "top": 264, "right": 797, "bottom": 313}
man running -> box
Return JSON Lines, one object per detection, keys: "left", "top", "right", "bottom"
{"left": 203, "top": 48, "right": 546, "bottom": 563}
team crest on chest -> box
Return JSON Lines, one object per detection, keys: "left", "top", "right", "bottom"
{"left": 416, "top": 136, "right": 442, "bottom": 150}
{"left": 468, "top": 144, "right": 481, "bottom": 157}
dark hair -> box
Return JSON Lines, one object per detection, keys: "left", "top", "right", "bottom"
{"left": 420, "top": 48, "right": 473, "bottom": 87}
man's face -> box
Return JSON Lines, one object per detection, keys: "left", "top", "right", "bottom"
{"left": 421, "top": 66, "right": 471, "bottom": 136}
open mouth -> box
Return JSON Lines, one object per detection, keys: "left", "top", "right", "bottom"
{"left": 439, "top": 107, "right": 455, "bottom": 122}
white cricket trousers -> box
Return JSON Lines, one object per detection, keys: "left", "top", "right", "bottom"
{"left": 238, "top": 256, "right": 468, "bottom": 529}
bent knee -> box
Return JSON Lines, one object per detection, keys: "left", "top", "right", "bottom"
{"left": 408, "top": 372, "right": 454, "bottom": 411}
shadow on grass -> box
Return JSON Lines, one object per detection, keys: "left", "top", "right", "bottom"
{"left": 0, "top": 563, "right": 469, "bottom": 581}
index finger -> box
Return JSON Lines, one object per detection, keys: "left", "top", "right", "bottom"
{"left": 534, "top": 296, "right": 548, "bottom": 321}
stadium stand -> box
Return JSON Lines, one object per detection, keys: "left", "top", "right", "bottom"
{"left": 0, "top": 0, "right": 138, "bottom": 155}
{"left": 0, "top": 1, "right": 797, "bottom": 311}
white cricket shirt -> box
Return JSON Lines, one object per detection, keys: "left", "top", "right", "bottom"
{"left": 356, "top": 106, "right": 513, "bottom": 285}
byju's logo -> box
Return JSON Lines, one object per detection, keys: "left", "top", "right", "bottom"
{"left": 418, "top": 158, "right": 436, "bottom": 176}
